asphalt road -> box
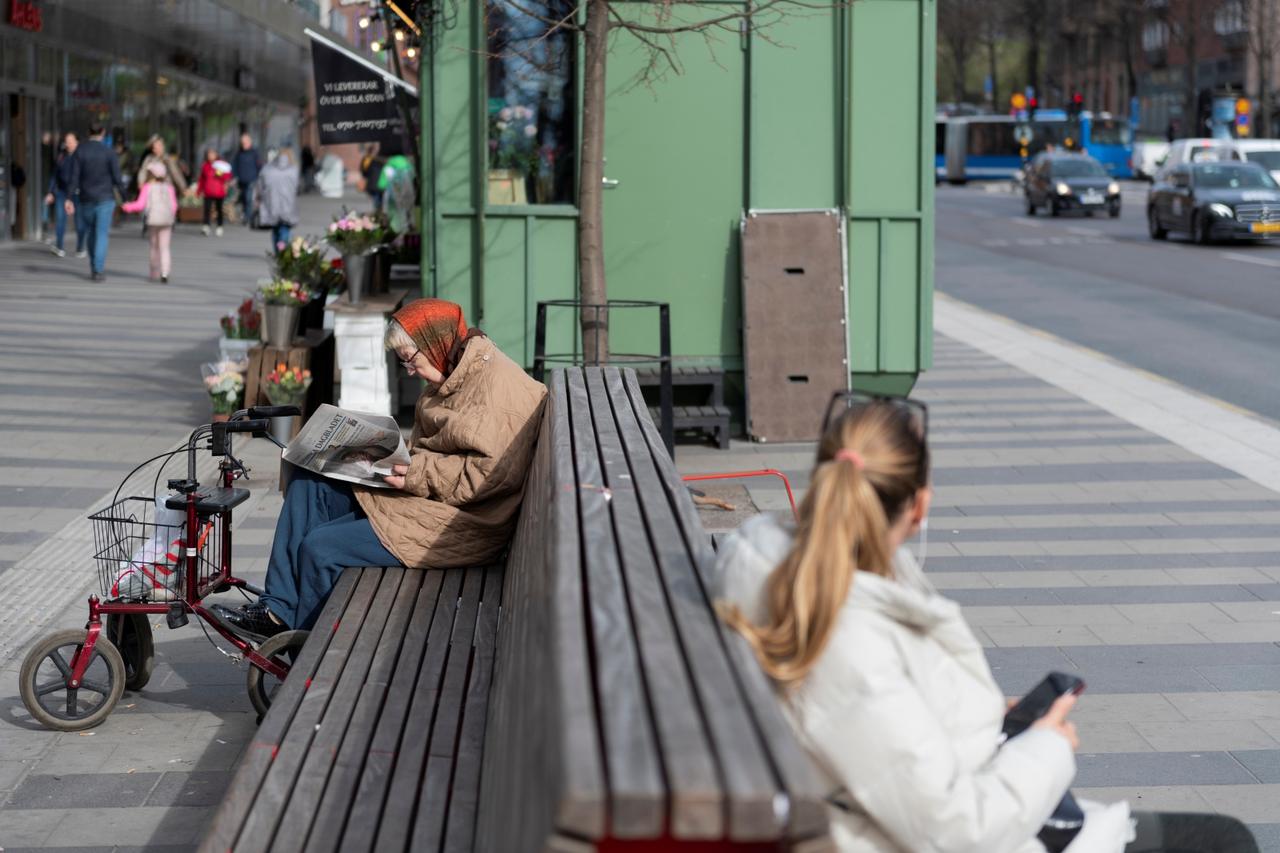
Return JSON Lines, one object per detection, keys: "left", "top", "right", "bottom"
{"left": 936, "top": 181, "right": 1280, "bottom": 422}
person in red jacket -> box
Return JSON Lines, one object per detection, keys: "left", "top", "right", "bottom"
{"left": 197, "top": 148, "right": 232, "bottom": 236}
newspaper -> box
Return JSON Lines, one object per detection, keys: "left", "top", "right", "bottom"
{"left": 282, "top": 404, "right": 411, "bottom": 488}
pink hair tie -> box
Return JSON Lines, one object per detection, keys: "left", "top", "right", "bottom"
{"left": 834, "top": 448, "right": 865, "bottom": 470}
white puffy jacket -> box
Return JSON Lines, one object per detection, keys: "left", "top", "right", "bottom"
{"left": 713, "top": 514, "right": 1131, "bottom": 853}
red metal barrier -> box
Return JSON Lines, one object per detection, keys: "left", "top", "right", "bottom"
{"left": 682, "top": 469, "right": 799, "bottom": 521}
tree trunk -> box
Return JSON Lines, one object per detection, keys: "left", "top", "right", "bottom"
{"left": 987, "top": 35, "right": 998, "bottom": 110}
{"left": 1184, "top": 0, "right": 1199, "bottom": 134}
{"left": 1261, "top": 0, "right": 1274, "bottom": 136}
{"left": 578, "top": 0, "right": 609, "bottom": 363}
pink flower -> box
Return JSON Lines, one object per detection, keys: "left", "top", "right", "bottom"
{"left": 523, "top": 123, "right": 537, "bottom": 138}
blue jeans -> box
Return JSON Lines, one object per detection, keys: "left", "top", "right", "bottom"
{"left": 80, "top": 200, "right": 116, "bottom": 274}
{"left": 238, "top": 181, "right": 254, "bottom": 222}
{"left": 260, "top": 469, "right": 399, "bottom": 630}
{"left": 52, "top": 192, "right": 85, "bottom": 252}
{"left": 271, "top": 223, "right": 291, "bottom": 253}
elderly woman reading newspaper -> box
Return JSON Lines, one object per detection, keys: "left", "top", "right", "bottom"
{"left": 214, "top": 298, "right": 547, "bottom": 637}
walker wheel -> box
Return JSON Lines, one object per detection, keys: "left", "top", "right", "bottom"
{"left": 107, "top": 613, "right": 155, "bottom": 691}
{"left": 246, "top": 629, "right": 309, "bottom": 719}
{"left": 19, "top": 630, "right": 126, "bottom": 732}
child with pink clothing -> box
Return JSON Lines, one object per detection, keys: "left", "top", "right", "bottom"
{"left": 122, "top": 161, "right": 179, "bottom": 283}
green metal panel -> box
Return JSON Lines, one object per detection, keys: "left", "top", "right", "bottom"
{"left": 748, "top": 11, "right": 840, "bottom": 209}
{"left": 845, "top": 0, "right": 935, "bottom": 381}
{"left": 601, "top": 3, "right": 747, "bottom": 365}
{"left": 420, "top": 0, "right": 936, "bottom": 383}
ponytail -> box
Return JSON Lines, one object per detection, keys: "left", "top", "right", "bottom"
{"left": 720, "top": 402, "right": 928, "bottom": 686}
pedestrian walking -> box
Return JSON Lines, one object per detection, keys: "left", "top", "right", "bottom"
{"left": 232, "top": 133, "right": 263, "bottom": 225}
{"left": 716, "top": 398, "right": 1261, "bottom": 853}
{"left": 43, "top": 132, "right": 86, "bottom": 258}
{"left": 300, "top": 145, "right": 316, "bottom": 193}
{"left": 197, "top": 148, "right": 232, "bottom": 236}
{"left": 68, "top": 123, "right": 126, "bottom": 282}
{"left": 255, "top": 149, "right": 300, "bottom": 253}
{"left": 359, "top": 144, "right": 384, "bottom": 212}
{"left": 136, "top": 135, "right": 187, "bottom": 196}
{"left": 121, "top": 162, "right": 178, "bottom": 283}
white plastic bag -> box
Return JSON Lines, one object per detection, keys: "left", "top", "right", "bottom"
{"left": 111, "top": 496, "right": 185, "bottom": 601}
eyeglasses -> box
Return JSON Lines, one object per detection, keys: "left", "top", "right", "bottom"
{"left": 820, "top": 390, "right": 930, "bottom": 477}
{"left": 399, "top": 348, "right": 422, "bottom": 370}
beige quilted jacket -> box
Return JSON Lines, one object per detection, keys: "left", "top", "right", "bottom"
{"left": 354, "top": 336, "right": 547, "bottom": 568}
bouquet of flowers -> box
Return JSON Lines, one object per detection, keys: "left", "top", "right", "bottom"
{"left": 202, "top": 359, "right": 247, "bottom": 416}
{"left": 325, "top": 212, "right": 387, "bottom": 255}
{"left": 219, "top": 297, "right": 261, "bottom": 340}
{"left": 270, "top": 235, "right": 333, "bottom": 290}
{"left": 263, "top": 363, "right": 312, "bottom": 407}
{"left": 259, "top": 278, "right": 312, "bottom": 307}
{"left": 489, "top": 103, "right": 542, "bottom": 176}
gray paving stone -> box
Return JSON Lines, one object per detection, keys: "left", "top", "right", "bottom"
{"left": 1246, "top": 822, "right": 1280, "bottom": 851}
{"left": 1197, "top": 666, "right": 1280, "bottom": 691}
{"left": 7, "top": 772, "right": 162, "bottom": 808}
{"left": 142, "top": 770, "right": 234, "bottom": 807}
{"left": 1196, "top": 784, "right": 1280, "bottom": 824}
{"left": 1069, "top": 784, "right": 1215, "bottom": 814}
{"left": 1073, "top": 751, "right": 1257, "bottom": 787}
{"left": 1134, "top": 720, "right": 1280, "bottom": 752}
{"left": 1232, "top": 751, "right": 1280, "bottom": 783}
{"left": 1066, "top": 643, "right": 1280, "bottom": 667}
{"left": 934, "top": 462, "right": 1238, "bottom": 486}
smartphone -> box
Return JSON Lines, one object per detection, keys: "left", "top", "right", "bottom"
{"left": 1002, "top": 671, "right": 1085, "bottom": 740}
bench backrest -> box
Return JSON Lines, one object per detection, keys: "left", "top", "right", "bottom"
{"left": 478, "top": 367, "right": 829, "bottom": 850}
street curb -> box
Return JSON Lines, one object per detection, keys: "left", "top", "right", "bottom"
{"left": 935, "top": 292, "right": 1280, "bottom": 495}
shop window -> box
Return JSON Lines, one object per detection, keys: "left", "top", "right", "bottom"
{"left": 485, "top": 0, "right": 576, "bottom": 206}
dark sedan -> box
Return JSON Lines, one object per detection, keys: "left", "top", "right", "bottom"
{"left": 1025, "top": 154, "right": 1120, "bottom": 217}
{"left": 1147, "top": 161, "right": 1280, "bottom": 243}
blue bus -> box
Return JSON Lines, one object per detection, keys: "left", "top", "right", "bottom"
{"left": 943, "top": 111, "right": 1134, "bottom": 183}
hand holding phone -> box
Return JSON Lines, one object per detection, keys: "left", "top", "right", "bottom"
{"left": 1002, "top": 671, "right": 1085, "bottom": 741}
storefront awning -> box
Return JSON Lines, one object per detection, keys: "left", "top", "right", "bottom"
{"left": 305, "top": 27, "right": 418, "bottom": 147}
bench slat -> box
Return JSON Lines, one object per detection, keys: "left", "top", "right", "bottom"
{"left": 198, "top": 569, "right": 361, "bottom": 853}
{"left": 584, "top": 367, "right": 725, "bottom": 839}
{"left": 410, "top": 568, "right": 487, "bottom": 851}
{"left": 441, "top": 564, "right": 504, "bottom": 853}
{"left": 566, "top": 368, "right": 666, "bottom": 838}
{"left": 477, "top": 372, "right": 607, "bottom": 851}
{"left": 236, "top": 568, "right": 386, "bottom": 853}
{"left": 622, "top": 369, "right": 830, "bottom": 841}
{"left": 302, "top": 570, "right": 429, "bottom": 853}
{"left": 337, "top": 570, "right": 450, "bottom": 852}
{"left": 270, "top": 569, "right": 405, "bottom": 851}
{"left": 605, "top": 368, "right": 782, "bottom": 840}
{"left": 371, "top": 568, "right": 466, "bottom": 849}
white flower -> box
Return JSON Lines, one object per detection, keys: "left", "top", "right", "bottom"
{"left": 499, "top": 107, "right": 513, "bottom": 121}
{"left": 495, "top": 121, "right": 508, "bottom": 132}
{"left": 523, "top": 123, "right": 537, "bottom": 137}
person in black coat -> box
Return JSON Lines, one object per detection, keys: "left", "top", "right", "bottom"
{"left": 67, "top": 124, "right": 126, "bottom": 282}
{"left": 44, "top": 133, "right": 85, "bottom": 257}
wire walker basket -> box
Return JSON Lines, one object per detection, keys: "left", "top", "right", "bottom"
{"left": 89, "top": 496, "right": 224, "bottom": 602}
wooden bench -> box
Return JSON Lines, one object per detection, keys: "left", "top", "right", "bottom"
{"left": 478, "top": 367, "right": 830, "bottom": 850}
{"left": 199, "top": 564, "right": 503, "bottom": 853}
{"left": 202, "top": 366, "right": 830, "bottom": 852}
{"left": 637, "top": 365, "right": 733, "bottom": 449}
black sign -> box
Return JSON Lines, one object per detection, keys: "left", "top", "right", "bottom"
{"left": 310, "top": 35, "right": 417, "bottom": 147}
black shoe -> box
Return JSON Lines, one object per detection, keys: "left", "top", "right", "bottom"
{"left": 90, "top": 272, "right": 106, "bottom": 282}
{"left": 211, "top": 602, "right": 286, "bottom": 638}
{"left": 160, "top": 275, "right": 169, "bottom": 284}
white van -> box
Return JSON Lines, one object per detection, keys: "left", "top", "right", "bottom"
{"left": 1155, "top": 138, "right": 1233, "bottom": 180}
{"left": 1230, "top": 140, "right": 1280, "bottom": 184}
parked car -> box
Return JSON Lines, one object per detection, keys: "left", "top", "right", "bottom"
{"left": 1229, "top": 139, "right": 1280, "bottom": 184}
{"left": 1147, "top": 161, "right": 1280, "bottom": 243}
{"left": 1025, "top": 153, "right": 1121, "bottom": 217}
{"left": 1131, "top": 139, "right": 1170, "bottom": 181}
{"left": 1153, "top": 138, "right": 1233, "bottom": 181}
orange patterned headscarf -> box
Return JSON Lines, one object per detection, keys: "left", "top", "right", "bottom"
{"left": 391, "top": 298, "right": 482, "bottom": 377}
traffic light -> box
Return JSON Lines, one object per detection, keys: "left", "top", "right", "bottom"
{"left": 1236, "top": 97, "right": 1252, "bottom": 137}
{"left": 1068, "top": 92, "right": 1084, "bottom": 118}
{"left": 1028, "top": 96, "right": 1038, "bottom": 119}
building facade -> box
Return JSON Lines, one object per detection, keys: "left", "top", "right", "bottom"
{"left": 0, "top": 0, "right": 319, "bottom": 243}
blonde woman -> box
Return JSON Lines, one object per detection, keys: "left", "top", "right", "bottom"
{"left": 716, "top": 395, "right": 1257, "bottom": 853}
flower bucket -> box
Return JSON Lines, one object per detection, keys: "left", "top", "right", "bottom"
{"left": 269, "top": 415, "right": 298, "bottom": 445}
{"left": 343, "top": 252, "right": 369, "bottom": 304}
{"left": 219, "top": 336, "right": 256, "bottom": 363}
{"left": 487, "top": 168, "right": 527, "bottom": 205}
{"left": 263, "top": 304, "right": 300, "bottom": 348}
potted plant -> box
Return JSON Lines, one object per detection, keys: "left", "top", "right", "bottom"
{"left": 271, "top": 236, "right": 335, "bottom": 329}
{"left": 259, "top": 279, "right": 312, "bottom": 348}
{"left": 487, "top": 103, "right": 541, "bottom": 205}
{"left": 262, "top": 363, "right": 313, "bottom": 443}
{"left": 201, "top": 360, "right": 247, "bottom": 422}
{"left": 218, "top": 297, "right": 261, "bottom": 362}
{"left": 326, "top": 213, "right": 385, "bottom": 303}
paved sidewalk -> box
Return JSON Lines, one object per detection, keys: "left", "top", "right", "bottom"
{"left": 2, "top": 214, "right": 1279, "bottom": 851}
{"left": 0, "top": 194, "right": 347, "bottom": 851}
{"left": 678, "top": 301, "right": 1280, "bottom": 851}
